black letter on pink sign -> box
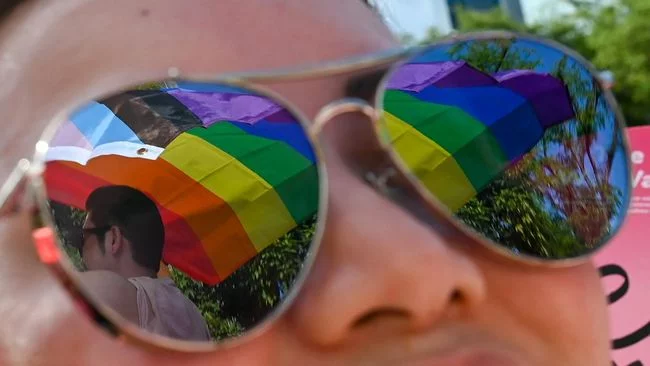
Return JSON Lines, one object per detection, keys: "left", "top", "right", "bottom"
{"left": 600, "top": 264, "right": 649, "bottom": 366}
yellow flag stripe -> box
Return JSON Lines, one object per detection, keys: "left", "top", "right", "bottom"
{"left": 383, "top": 112, "right": 478, "bottom": 212}
{"left": 161, "top": 133, "right": 297, "bottom": 252}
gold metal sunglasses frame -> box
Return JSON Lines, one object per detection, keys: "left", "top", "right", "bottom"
{"left": 0, "top": 31, "right": 632, "bottom": 352}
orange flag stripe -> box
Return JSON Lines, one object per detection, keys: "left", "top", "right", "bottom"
{"left": 45, "top": 160, "right": 220, "bottom": 282}
{"left": 55, "top": 156, "right": 259, "bottom": 278}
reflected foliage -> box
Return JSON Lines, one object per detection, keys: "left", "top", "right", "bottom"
{"left": 208, "top": 215, "right": 315, "bottom": 329}
{"left": 447, "top": 39, "right": 541, "bottom": 73}
{"left": 170, "top": 217, "right": 314, "bottom": 339}
{"left": 457, "top": 175, "right": 587, "bottom": 258}
{"left": 49, "top": 201, "right": 86, "bottom": 270}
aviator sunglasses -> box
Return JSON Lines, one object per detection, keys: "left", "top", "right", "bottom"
{"left": 0, "top": 31, "right": 632, "bottom": 350}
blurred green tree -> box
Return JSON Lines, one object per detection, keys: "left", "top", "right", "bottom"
{"left": 417, "top": 0, "right": 650, "bottom": 126}
{"left": 585, "top": 0, "right": 650, "bottom": 125}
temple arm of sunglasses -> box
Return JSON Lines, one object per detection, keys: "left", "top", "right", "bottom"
{"left": 211, "top": 47, "right": 414, "bottom": 83}
{"left": 0, "top": 159, "right": 32, "bottom": 217}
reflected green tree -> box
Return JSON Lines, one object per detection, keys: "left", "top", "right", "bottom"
{"left": 169, "top": 268, "right": 244, "bottom": 340}
{"left": 198, "top": 216, "right": 315, "bottom": 329}
{"left": 456, "top": 175, "right": 583, "bottom": 257}
{"left": 169, "top": 217, "right": 316, "bottom": 339}
{"left": 446, "top": 38, "right": 541, "bottom": 73}
{"left": 49, "top": 201, "right": 86, "bottom": 270}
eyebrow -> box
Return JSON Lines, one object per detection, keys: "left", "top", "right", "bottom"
{"left": 344, "top": 66, "right": 392, "bottom": 102}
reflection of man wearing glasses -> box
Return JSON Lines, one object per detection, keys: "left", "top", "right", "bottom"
{"left": 78, "top": 185, "right": 210, "bottom": 341}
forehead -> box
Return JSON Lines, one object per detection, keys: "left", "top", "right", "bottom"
{"left": 0, "top": 0, "right": 396, "bottom": 180}
{"left": 0, "top": 0, "right": 396, "bottom": 93}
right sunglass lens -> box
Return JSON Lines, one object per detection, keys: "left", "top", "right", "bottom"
{"left": 40, "top": 81, "right": 320, "bottom": 343}
{"left": 380, "top": 37, "right": 631, "bottom": 260}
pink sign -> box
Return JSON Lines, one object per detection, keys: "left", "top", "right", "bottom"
{"left": 595, "top": 126, "right": 650, "bottom": 365}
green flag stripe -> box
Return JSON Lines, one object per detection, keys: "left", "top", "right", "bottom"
{"left": 384, "top": 89, "right": 485, "bottom": 153}
{"left": 383, "top": 89, "right": 508, "bottom": 189}
{"left": 189, "top": 123, "right": 318, "bottom": 222}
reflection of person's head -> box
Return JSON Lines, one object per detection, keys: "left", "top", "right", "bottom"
{"left": 82, "top": 185, "right": 164, "bottom": 277}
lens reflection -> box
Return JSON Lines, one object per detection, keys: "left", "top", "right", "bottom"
{"left": 43, "top": 81, "right": 319, "bottom": 341}
{"left": 381, "top": 37, "right": 630, "bottom": 259}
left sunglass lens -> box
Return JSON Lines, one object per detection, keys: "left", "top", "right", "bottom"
{"left": 378, "top": 36, "right": 631, "bottom": 261}
{"left": 40, "top": 80, "right": 320, "bottom": 343}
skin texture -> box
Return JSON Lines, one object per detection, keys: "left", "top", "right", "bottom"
{"left": 0, "top": 1, "right": 611, "bottom": 365}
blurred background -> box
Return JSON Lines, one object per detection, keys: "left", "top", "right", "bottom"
{"left": 371, "top": 0, "right": 649, "bottom": 126}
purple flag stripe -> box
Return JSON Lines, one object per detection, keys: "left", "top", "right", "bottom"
{"left": 168, "top": 89, "right": 283, "bottom": 126}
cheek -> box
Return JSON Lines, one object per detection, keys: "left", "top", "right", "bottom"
{"left": 486, "top": 261, "right": 610, "bottom": 361}
{"left": 83, "top": 243, "right": 99, "bottom": 264}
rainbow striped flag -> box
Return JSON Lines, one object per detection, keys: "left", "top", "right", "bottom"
{"left": 45, "top": 82, "right": 319, "bottom": 285}
{"left": 383, "top": 60, "right": 575, "bottom": 211}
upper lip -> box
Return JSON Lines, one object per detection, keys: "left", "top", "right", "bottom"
{"left": 344, "top": 324, "right": 528, "bottom": 366}
{"left": 398, "top": 346, "right": 524, "bottom": 366}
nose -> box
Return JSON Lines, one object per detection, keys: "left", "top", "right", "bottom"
{"left": 287, "top": 112, "right": 488, "bottom": 346}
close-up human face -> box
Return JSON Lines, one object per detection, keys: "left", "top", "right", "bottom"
{"left": 0, "top": 1, "right": 625, "bottom": 365}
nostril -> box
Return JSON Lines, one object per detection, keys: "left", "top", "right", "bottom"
{"left": 353, "top": 307, "right": 408, "bottom": 328}
{"left": 450, "top": 289, "right": 464, "bottom": 303}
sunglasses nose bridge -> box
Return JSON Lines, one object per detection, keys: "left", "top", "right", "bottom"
{"left": 310, "top": 98, "right": 379, "bottom": 137}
